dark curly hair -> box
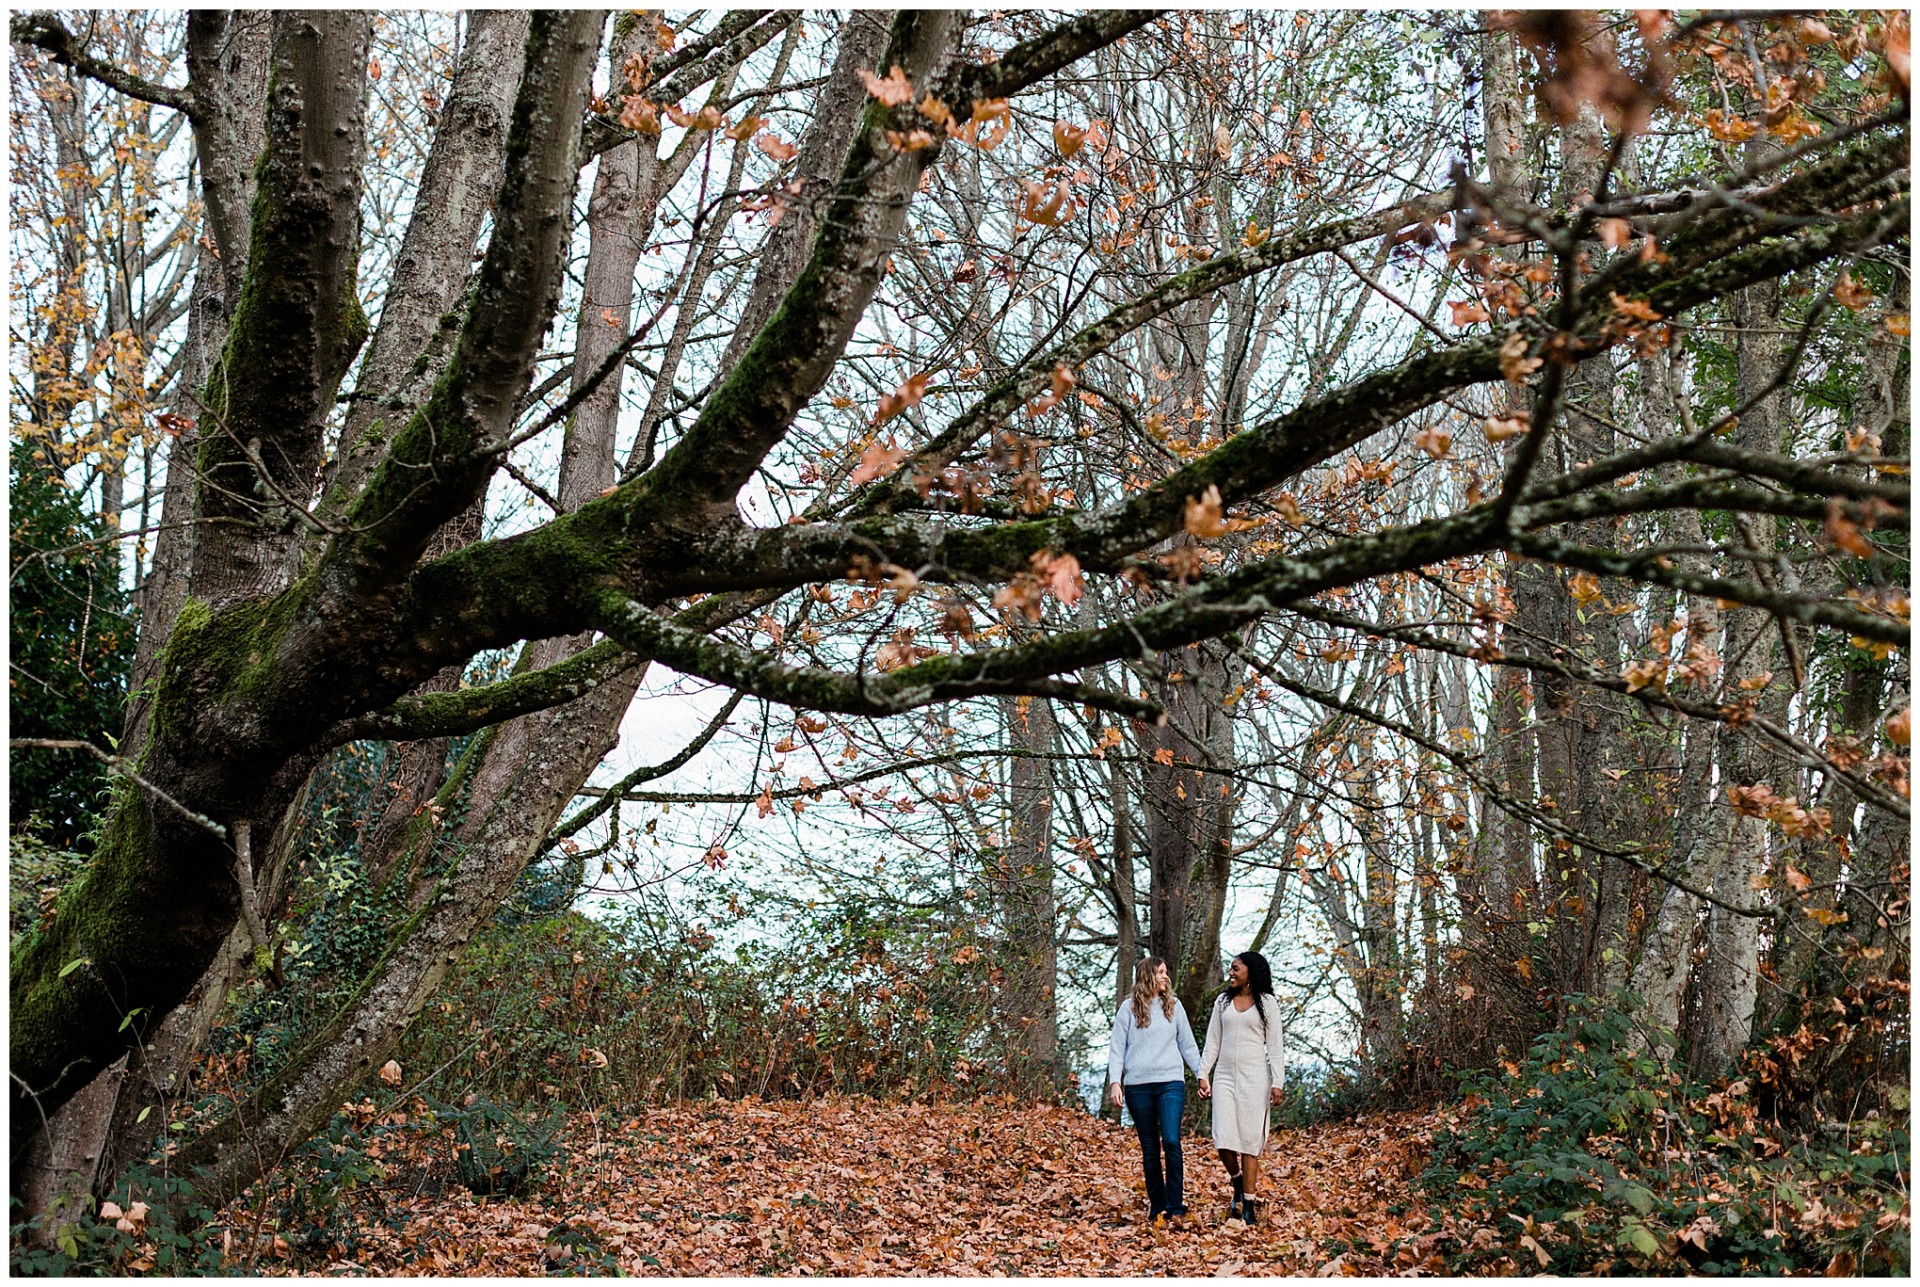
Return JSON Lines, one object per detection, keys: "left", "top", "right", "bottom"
{"left": 1224, "top": 950, "right": 1276, "bottom": 1033}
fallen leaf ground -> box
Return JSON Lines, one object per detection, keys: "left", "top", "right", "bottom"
{"left": 231, "top": 1100, "right": 1439, "bottom": 1276}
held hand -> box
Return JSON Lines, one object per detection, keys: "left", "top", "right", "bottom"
{"left": 1109, "top": 1084, "right": 1124, "bottom": 1110}
{"left": 1196, "top": 1077, "right": 1211, "bottom": 1099}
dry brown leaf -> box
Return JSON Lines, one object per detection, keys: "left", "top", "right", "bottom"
{"left": 1482, "top": 413, "right": 1529, "bottom": 443}
{"left": 1028, "top": 551, "right": 1082, "bottom": 607}
{"left": 756, "top": 132, "right": 799, "bottom": 162}
{"left": 1412, "top": 426, "right": 1451, "bottom": 459}
{"left": 858, "top": 65, "right": 915, "bottom": 108}
{"left": 1498, "top": 333, "right": 1542, "bottom": 383}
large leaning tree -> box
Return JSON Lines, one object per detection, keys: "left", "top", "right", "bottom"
{"left": 9, "top": 7, "right": 1909, "bottom": 1210}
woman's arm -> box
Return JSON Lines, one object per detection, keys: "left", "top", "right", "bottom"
{"left": 1267, "top": 1006, "right": 1287, "bottom": 1098}
{"left": 1196, "top": 998, "right": 1221, "bottom": 1080}
{"left": 1106, "top": 1004, "right": 1130, "bottom": 1089}
{"left": 1176, "top": 1000, "right": 1203, "bottom": 1075}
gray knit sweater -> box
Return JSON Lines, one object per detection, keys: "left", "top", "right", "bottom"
{"left": 1106, "top": 996, "right": 1201, "bottom": 1087}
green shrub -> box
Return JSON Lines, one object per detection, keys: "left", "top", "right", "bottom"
{"left": 7, "top": 826, "right": 87, "bottom": 941}
{"left": 8, "top": 454, "right": 134, "bottom": 847}
{"left": 1409, "top": 993, "right": 1909, "bottom": 1275}
{"left": 441, "top": 1097, "right": 562, "bottom": 1196}
{"left": 10, "top": 1171, "right": 223, "bottom": 1277}
{"left": 1276, "top": 1060, "right": 1375, "bottom": 1128}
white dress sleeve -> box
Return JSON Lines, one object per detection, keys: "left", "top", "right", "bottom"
{"left": 1266, "top": 1004, "right": 1286, "bottom": 1095}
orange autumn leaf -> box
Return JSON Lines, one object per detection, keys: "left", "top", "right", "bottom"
{"left": 1880, "top": 14, "right": 1910, "bottom": 96}
{"left": 1052, "top": 119, "right": 1087, "bottom": 158}
{"left": 1482, "top": 413, "right": 1528, "bottom": 443}
{"left": 1622, "top": 657, "right": 1667, "bottom": 692}
{"left": 1412, "top": 425, "right": 1451, "bottom": 459}
{"left": 1449, "top": 299, "right": 1491, "bottom": 327}
{"left": 1833, "top": 270, "right": 1875, "bottom": 311}
{"left": 1824, "top": 500, "right": 1875, "bottom": 557}
{"left": 858, "top": 65, "right": 915, "bottom": 108}
{"left": 1024, "top": 364, "right": 1076, "bottom": 418}
{"left": 1700, "top": 108, "right": 1757, "bottom": 142}
{"left": 756, "top": 132, "right": 800, "bottom": 162}
{"left": 886, "top": 129, "right": 938, "bottom": 152}
{"left": 666, "top": 104, "right": 726, "bottom": 131}
{"left": 1609, "top": 291, "right": 1662, "bottom": 323}
{"left": 1031, "top": 549, "right": 1083, "bottom": 607}
{"left": 871, "top": 372, "right": 930, "bottom": 425}
{"left": 619, "top": 96, "right": 662, "bottom": 135}
{"left": 1887, "top": 706, "right": 1911, "bottom": 747}
{"left": 1016, "top": 178, "right": 1070, "bottom": 227}
{"left": 917, "top": 93, "right": 953, "bottom": 129}
{"left": 849, "top": 438, "right": 908, "bottom": 486}
{"left": 1499, "top": 333, "right": 1542, "bottom": 382}
{"left": 1184, "top": 483, "right": 1228, "bottom": 538}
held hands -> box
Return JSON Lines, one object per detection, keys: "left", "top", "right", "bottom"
{"left": 1196, "top": 1077, "right": 1211, "bottom": 1099}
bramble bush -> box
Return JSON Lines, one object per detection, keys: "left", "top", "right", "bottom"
{"left": 1407, "top": 993, "right": 1909, "bottom": 1275}
{"left": 394, "top": 887, "right": 1033, "bottom": 1109}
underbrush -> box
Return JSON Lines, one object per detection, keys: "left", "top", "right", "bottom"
{"left": 393, "top": 894, "right": 1050, "bottom": 1109}
{"left": 9, "top": 1171, "right": 224, "bottom": 1277}
{"left": 1407, "top": 993, "right": 1909, "bottom": 1275}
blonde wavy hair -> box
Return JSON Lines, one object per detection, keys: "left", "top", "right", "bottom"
{"left": 1130, "top": 955, "right": 1175, "bottom": 1028}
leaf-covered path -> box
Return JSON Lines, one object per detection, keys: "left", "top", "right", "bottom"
{"left": 242, "top": 1100, "right": 1439, "bottom": 1275}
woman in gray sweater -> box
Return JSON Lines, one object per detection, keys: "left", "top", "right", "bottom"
{"left": 1105, "top": 955, "right": 1202, "bottom": 1221}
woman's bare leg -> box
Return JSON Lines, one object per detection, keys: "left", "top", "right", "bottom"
{"left": 1216, "top": 1148, "right": 1245, "bottom": 1219}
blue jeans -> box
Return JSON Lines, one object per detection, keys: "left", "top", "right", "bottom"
{"left": 1123, "top": 1080, "right": 1186, "bottom": 1216}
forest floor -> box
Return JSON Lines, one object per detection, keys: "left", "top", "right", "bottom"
{"left": 232, "top": 1099, "right": 1442, "bottom": 1276}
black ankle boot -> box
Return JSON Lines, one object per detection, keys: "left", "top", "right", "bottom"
{"left": 1229, "top": 1174, "right": 1245, "bottom": 1221}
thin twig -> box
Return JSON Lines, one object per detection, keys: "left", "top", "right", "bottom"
{"left": 9, "top": 739, "right": 228, "bottom": 839}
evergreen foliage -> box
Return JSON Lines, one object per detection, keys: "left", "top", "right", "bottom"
{"left": 8, "top": 455, "right": 134, "bottom": 846}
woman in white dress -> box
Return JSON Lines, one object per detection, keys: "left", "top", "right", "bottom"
{"left": 1196, "top": 950, "right": 1285, "bottom": 1224}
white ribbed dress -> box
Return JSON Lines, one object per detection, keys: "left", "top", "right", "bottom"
{"left": 1197, "top": 996, "right": 1286, "bottom": 1155}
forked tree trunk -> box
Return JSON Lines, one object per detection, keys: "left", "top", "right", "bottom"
{"left": 147, "top": 9, "right": 895, "bottom": 1210}
{"left": 24, "top": 12, "right": 532, "bottom": 1217}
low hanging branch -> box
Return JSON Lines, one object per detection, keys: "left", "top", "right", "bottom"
{"left": 593, "top": 594, "right": 1167, "bottom": 723}
{"left": 9, "top": 739, "right": 228, "bottom": 840}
